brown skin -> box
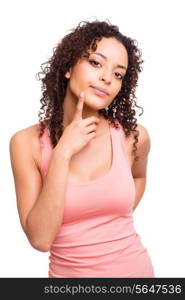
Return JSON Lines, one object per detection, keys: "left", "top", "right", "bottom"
{"left": 9, "top": 37, "right": 151, "bottom": 251}
{"left": 63, "top": 37, "right": 128, "bottom": 129}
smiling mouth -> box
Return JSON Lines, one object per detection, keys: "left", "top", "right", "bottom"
{"left": 90, "top": 86, "right": 109, "bottom": 97}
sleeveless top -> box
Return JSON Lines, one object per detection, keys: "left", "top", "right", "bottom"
{"left": 37, "top": 120, "right": 155, "bottom": 278}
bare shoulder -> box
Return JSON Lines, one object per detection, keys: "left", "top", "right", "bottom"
{"left": 130, "top": 123, "right": 151, "bottom": 178}
{"left": 10, "top": 123, "right": 39, "bottom": 141}
{"left": 135, "top": 123, "right": 151, "bottom": 158}
{"left": 123, "top": 123, "right": 151, "bottom": 157}
{"left": 9, "top": 123, "right": 41, "bottom": 169}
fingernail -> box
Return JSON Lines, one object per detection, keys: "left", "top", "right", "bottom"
{"left": 80, "top": 91, "right": 84, "bottom": 97}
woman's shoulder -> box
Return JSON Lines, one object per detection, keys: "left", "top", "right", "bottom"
{"left": 136, "top": 123, "right": 151, "bottom": 145}
{"left": 124, "top": 122, "right": 150, "bottom": 142}
{"left": 121, "top": 122, "right": 151, "bottom": 157}
{"left": 9, "top": 123, "right": 41, "bottom": 168}
{"left": 133, "top": 123, "right": 151, "bottom": 157}
{"left": 10, "top": 123, "right": 40, "bottom": 146}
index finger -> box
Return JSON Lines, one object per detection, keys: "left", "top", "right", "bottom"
{"left": 73, "top": 91, "right": 85, "bottom": 121}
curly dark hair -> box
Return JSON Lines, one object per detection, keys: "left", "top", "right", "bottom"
{"left": 36, "top": 19, "right": 144, "bottom": 161}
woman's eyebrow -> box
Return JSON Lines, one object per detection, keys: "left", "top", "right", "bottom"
{"left": 93, "top": 52, "right": 127, "bottom": 70}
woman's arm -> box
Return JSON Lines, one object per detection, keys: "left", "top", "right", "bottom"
{"left": 9, "top": 126, "right": 71, "bottom": 252}
{"left": 131, "top": 124, "right": 151, "bottom": 211}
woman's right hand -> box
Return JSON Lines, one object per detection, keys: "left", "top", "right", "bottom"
{"left": 56, "top": 91, "right": 100, "bottom": 159}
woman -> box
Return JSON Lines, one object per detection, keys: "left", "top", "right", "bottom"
{"left": 9, "top": 19, "right": 155, "bottom": 277}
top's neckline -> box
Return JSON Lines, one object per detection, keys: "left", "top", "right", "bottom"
{"left": 67, "top": 121, "right": 116, "bottom": 186}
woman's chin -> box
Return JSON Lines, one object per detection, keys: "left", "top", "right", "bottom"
{"left": 85, "top": 94, "right": 107, "bottom": 109}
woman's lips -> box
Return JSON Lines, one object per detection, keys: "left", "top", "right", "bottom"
{"left": 90, "top": 86, "right": 108, "bottom": 97}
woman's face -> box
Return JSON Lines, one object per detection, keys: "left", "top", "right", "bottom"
{"left": 65, "top": 37, "right": 128, "bottom": 111}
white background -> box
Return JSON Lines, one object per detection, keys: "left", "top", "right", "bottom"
{"left": 0, "top": 0, "right": 185, "bottom": 277}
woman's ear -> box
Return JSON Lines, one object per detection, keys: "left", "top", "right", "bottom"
{"left": 65, "top": 69, "right": 71, "bottom": 79}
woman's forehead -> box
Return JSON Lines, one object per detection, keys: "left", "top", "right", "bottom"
{"left": 90, "top": 37, "right": 128, "bottom": 66}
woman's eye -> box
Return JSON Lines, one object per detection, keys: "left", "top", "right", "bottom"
{"left": 115, "top": 72, "right": 123, "bottom": 80}
{"left": 89, "top": 59, "right": 124, "bottom": 80}
{"left": 89, "top": 59, "right": 101, "bottom": 67}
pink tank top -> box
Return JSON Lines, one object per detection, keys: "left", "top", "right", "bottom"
{"left": 38, "top": 121, "right": 155, "bottom": 278}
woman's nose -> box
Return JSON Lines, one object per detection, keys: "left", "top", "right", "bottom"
{"left": 99, "top": 71, "right": 112, "bottom": 84}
